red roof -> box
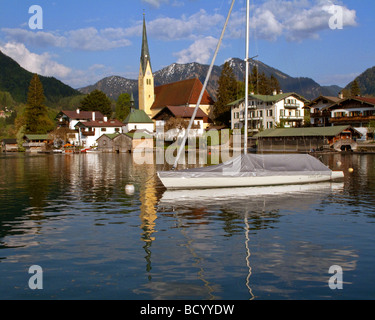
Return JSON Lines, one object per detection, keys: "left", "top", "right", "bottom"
{"left": 330, "top": 96, "right": 375, "bottom": 109}
{"left": 355, "top": 96, "right": 375, "bottom": 105}
{"left": 153, "top": 106, "right": 210, "bottom": 122}
{"left": 151, "top": 78, "right": 214, "bottom": 110}
{"left": 76, "top": 119, "right": 123, "bottom": 128}
{"left": 61, "top": 110, "right": 105, "bottom": 121}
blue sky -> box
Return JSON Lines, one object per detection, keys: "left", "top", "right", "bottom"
{"left": 0, "top": 0, "right": 374, "bottom": 90}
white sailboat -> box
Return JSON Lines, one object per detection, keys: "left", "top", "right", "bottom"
{"left": 157, "top": 0, "right": 344, "bottom": 190}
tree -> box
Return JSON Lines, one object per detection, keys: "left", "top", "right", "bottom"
{"left": 24, "top": 74, "right": 54, "bottom": 134}
{"left": 249, "top": 66, "right": 258, "bottom": 94}
{"left": 350, "top": 80, "right": 361, "bottom": 97}
{"left": 269, "top": 75, "right": 281, "bottom": 94}
{"left": 116, "top": 93, "right": 131, "bottom": 121}
{"left": 213, "top": 61, "right": 238, "bottom": 126}
{"left": 80, "top": 89, "right": 112, "bottom": 117}
{"left": 249, "top": 67, "right": 281, "bottom": 95}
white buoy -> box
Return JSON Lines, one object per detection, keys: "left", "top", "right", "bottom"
{"left": 336, "top": 161, "right": 342, "bottom": 167}
{"left": 125, "top": 184, "right": 135, "bottom": 195}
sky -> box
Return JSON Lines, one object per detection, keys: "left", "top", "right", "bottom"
{"left": 0, "top": 0, "right": 374, "bottom": 90}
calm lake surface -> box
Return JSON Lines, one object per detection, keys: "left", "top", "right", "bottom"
{"left": 0, "top": 151, "right": 375, "bottom": 300}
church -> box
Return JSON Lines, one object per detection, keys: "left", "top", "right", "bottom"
{"left": 137, "top": 15, "right": 214, "bottom": 134}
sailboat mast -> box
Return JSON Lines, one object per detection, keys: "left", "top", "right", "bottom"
{"left": 244, "top": 0, "right": 250, "bottom": 155}
{"left": 171, "top": 0, "right": 236, "bottom": 170}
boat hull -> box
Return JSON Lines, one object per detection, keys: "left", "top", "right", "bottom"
{"left": 158, "top": 171, "right": 344, "bottom": 190}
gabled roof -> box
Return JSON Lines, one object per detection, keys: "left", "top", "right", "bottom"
{"left": 124, "top": 129, "right": 153, "bottom": 139}
{"left": 2, "top": 139, "right": 17, "bottom": 144}
{"left": 75, "top": 119, "right": 123, "bottom": 128}
{"left": 57, "top": 110, "right": 104, "bottom": 121}
{"left": 307, "top": 95, "right": 342, "bottom": 107}
{"left": 123, "top": 109, "right": 153, "bottom": 124}
{"left": 228, "top": 92, "right": 308, "bottom": 106}
{"left": 23, "top": 134, "right": 51, "bottom": 141}
{"left": 254, "top": 126, "right": 361, "bottom": 138}
{"left": 151, "top": 78, "right": 214, "bottom": 110}
{"left": 99, "top": 133, "right": 122, "bottom": 140}
{"left": 327, "top": 96, "right": 375, "bottom": 110}
{"left": 152, "top": 105, "right": 209, "bottom": 120}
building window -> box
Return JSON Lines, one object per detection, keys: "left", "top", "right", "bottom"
{"left": 101, "top": 128, "right": 107, "bottom": 132}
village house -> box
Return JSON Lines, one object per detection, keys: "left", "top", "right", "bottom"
{"left": 153, "top": 105, "right": 210, "bottom": 140}
{"left": 230, "top": 91, "right": 308, "bottom": 133}
{"left": 75, "top": 117, "right": 123, "bottom": 148}
{"left": 328, "top": 96, "right": 375, "bottom": 129}
{"left": 1, "top": 138, "right": 18, "bottom": 152}
{"left": 96, "top": 131, "right": 153, "bottom": 153}
{"left": 56, "top": 109, "right": 105, "bottom": 130}
{"left": 307, "top": 95, "right": 342, "bottom": 127}
{"left": 22, "top": 134, "right": 53, "bottom": 152}
{"left": 254, "top": 125, "right": 361, "bottom": 153}
{"left": 55, "top": 109, "right": 106, "bottom": 145}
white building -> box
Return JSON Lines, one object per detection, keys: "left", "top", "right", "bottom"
{"left": 122, "top": 109, "right": 154, "bottom": 134}
{"left": 56, "top": 109, "right": 105, "bottom": 130}
{"left": 75, "top": 117, "right": 123, "bottom": 147}
{"left": 230, "top": 92, "right": 308, "bottom": 133}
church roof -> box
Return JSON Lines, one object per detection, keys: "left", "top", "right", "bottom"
{"left": 123, "top": 109, "right": 153, "bottom": 124}
{"left": 151, "top": 78, "right": 214, "bottom": 110}
{"left": 140, "top": 15, "right": 151, "bottom": 75}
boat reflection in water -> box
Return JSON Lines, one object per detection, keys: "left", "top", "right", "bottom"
{"left": 157, "top": 182, "right": 344, "bottom": 299}
{"left": 158, "top": 182, "right": 344, "bottom": 211}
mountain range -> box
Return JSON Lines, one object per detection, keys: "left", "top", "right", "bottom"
{"left": 1, "top": 49, "right": 374, "bottom": 108}
{"left": 79, "top": 58, "right": 343, "bottom": 102}
{"left": 345, "top": 66, "right": 375, "bottom": 97}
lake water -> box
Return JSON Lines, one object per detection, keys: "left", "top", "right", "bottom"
{"left": 0, "top": 152, "right": 375, "bottom": 300}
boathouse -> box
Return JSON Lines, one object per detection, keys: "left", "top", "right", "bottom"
{"left": 1, "top": 139, "right": 18, "bottom": 152}
{"left": 97, "top": 131, "right": 153, "bottom": 153}
{"left": 22, "top": 134, "right": 53, "bottom": 153}
{"left": 254, "top": 126, "right": 361, "bottom": 152}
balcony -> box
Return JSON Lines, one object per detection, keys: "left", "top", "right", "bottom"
{"left": 23, "top": 142, "right": 46, "bottom": 147}
{"left": 280, "top": 115, "right": 303, "bottom": 120}
{"left": 284, "top": 103, "right": 299, "bottom": 109}
{"left": 330, "top": 115, "right": 375, "bottom": 124}
{"left": 310, "top": 111, "right": 331, "bottom": 118}
{"left": 81, "top": 131, "right": 95, "bottom": 136}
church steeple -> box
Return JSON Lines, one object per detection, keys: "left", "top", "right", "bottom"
{"left": 140, "top": 13, "right": 151, "bottom": 75}
{"left": 138, "top": 13, "right": 154, "bottom": 118}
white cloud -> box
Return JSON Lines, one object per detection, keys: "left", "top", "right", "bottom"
{"left": 146, "top": 9, "right": 224, "bottom": 41}
{"left": 66, "top": 28, "right": 131, "bottom": 51}
{"left": 227, "top": 0, "right": 357, "bottom": 42}
{"left": 0, "top": 42, "right": 71, "bottom": 78}
{"left": 1, "top": 27, "right": 131, "bottom": 51}
{"left": 0, "top": 42, "right": 114, "bottom": 88}
{"left": 141, "top": 0, "right": 169, "bottom": 8}
{"left": 173, "top": 36, "right": 218, "bottom": 64}
{"left": 1, "top": 28, "right": 67, "bottom": 47}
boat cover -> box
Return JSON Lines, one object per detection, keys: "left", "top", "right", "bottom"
{"left": 159, "top": 154, "right": 332, "bottom": 178}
